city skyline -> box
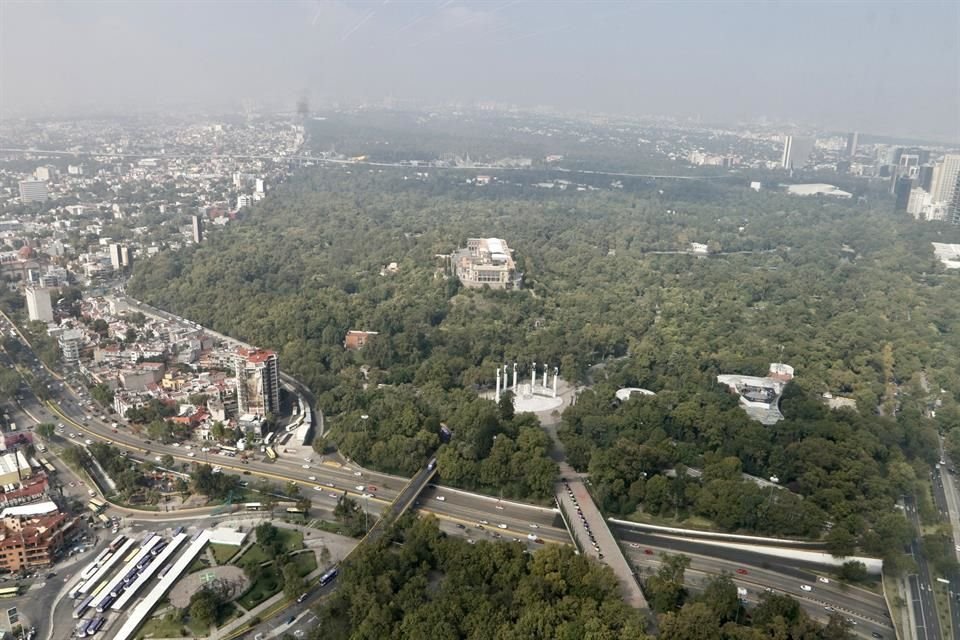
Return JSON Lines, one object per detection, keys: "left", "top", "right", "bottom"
{"left": 1, "top": 1, "right": 958, "bottom": 142}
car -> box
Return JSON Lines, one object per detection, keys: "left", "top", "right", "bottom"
{"left": 242, "top": 470, "right": 251, "bottom": 475}
{"left": 817, "top": 577, "right": 830, "bottom": 584}
{"left": 527, "top": 533, "right": 538, "bottom": 541}
{"left": 212, "top": 466, "right": 222, "bottom": 473}
{"left": 845, "top": 618, "right": 856, "bottom": 626}
{"left": 455, "top": 523, "right": 466, "bottom": 529}
{"left": 362, "top": 493, "right": 374, "bottom": 498}
{"left": 367, "top": 485, "right": 377, "bottom": 492}
{"left": 326, "top": 482, "right": 335, "bottom": 488}
{"left": 497, "top": 523, "right": 508, "bottom": 529}
{"left": 824, "top": 606, "right": 834, "bottom": 612}
{"left": 302, "top": 464, "right": 310, "bottom": 469}
{"left": 435, "top": 496, "right": 446, "bottom": 501}
{"left": 172, "top": 442, "right": 180, "bottom": 447}
{"left": 629, "top": 543, "right": 640, "bottom": 549}
{"left": 154, "top": 456, "right": 162, "bottom": 462}
{"left": 314, "top": 486, "right": 324, "bottom": 491}
{"left": 354, "top": 471, "right": 362, "bottom": 476}
{"left": 643, "top": 549, "right": 654, "bottom": 555}
{"left": 328, "top": 493, "right": 339, "bottom": 499}
{"left": 239, "top": 481, "right": 249, "bottom": 487}
{"left": 535, "top": 539, "right": 545, "bottom": 545}
{"left": 871, "top": 633, "right": 883, "bottom": 639}
{"left": 69, "top": 433, "right": 77, "bottom": 438}
{"left": 286, "top": 616, "right": 296, "bottom": 625}
{"left": 495, "top": 504, "right": 504, "bottom": 510}
{"left": 479, "top": 520, "right": 489, "bottom": 525}
{"left": 188, "top": 452, "right": 196, "bottom": 457}
{"left": 800, "top": 584, "right": 812, "bottom": 591}
{"left": 84, "top": 439, "right": 93, "bottom": 445}
{"left": 529, "top": 524, "right": 539, "bottom": 529}
{"left": 355, "top": 485, "right": 366, "bottom": 491}
{"left": 308, "top": 476, "right": 317, "bottom": 481}
{"left": 296, "top": 593, "right": 308, "bottom": 603}
{"left": 736, "top": 568, "right": 748, "bottom": 575}
{"left": 467, "top": 539, "right": 476, "bottom": 544}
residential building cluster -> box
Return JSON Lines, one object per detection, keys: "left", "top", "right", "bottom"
{"left": 41, "top": 295, "right": 281, "bottom": 445}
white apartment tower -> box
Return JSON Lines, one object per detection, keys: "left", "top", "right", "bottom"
{"left": 234, "top": 348, "right": 280, "bottom": 416}
{"left": 931, "top": 155, "right": 960, "bottom": 205}
{"left": 25, "top": 287, "right": 54, "bottom": 323}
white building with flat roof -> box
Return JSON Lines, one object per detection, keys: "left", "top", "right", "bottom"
{"left": 453, "top": 237, "right": 521, "bottom": 290}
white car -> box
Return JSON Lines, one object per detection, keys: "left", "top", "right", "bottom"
{"left": 355, "top": 485, "right": 366, "bottom": 491}
{"left": 327, "top": 493, "right": 338, "bottom": 499}
{"left": 188, "top": 452, "right": 196, "bottom": 457}
{"left": 817, "top": 577, "right": 829, "bottom": 584}
{"left": 154, "top": 456, "right": 162, "bottom": 462}
{"left": 84, "top": 439, "right": 93, "bottom": 445}
{"left": 800, "top": 584, "right": 812, "bottom": 592}
{"left": 354, "top": 471, "right": 362, "bottom": 477}
{"left": 172, "top": 443, "right": 180, "bottom": 447}
{"left": 529, "top": 524, "right": 539, "bottom": 529}
{"left": 435, "top": 496, "right": 446, "bottom": 502}
{"left": 302, "top": 464, "right": 310, "bottom": 469}
{"left": 362, "top": 493, "right": 374, "bottom": 499}
{"left": 314, "top": 486, "right": 324, "bottom": 491}
{"left": 308, "top": 476, "right": 317, "bottom": 481}
{"left": 527, "top": 533, "right": 538, "bottom": 541}
{"left": 212, "top": 466, "right": 222, "bottom": 474}
{"left": 498, "top": 523, "right": 508, "bottom": 529}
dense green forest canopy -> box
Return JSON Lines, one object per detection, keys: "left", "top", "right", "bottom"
{"left": 129, "top": 163, "right": 960, "bottom": 542}
{"left": 307, "top": 516, "right": 852, "bottom": 640}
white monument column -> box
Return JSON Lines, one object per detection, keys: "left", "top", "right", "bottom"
{"left": 542, "top": 365, "right": 548, "bottom": 389}
{"left": 512, "top": 362, "right": 518, "bottom": 393}
{"left": 495, "top": 367, "right": 501, "bottom": 403}
{"left": 531, "top": 362, "right": 536, "bottom": 393}
{"left": 553, "top": 367, "right": 559, "bottom": 398}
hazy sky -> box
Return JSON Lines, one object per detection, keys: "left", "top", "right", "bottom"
{"left": 2, "top": 1, "right": 958, "bottom": 141}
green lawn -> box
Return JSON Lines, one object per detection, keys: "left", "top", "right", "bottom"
{"left": 187, "top": 555, "right": 211, "bottom": 574}
{"left": 137, "top": 612, "right": 187, "bottom": 639}
{"left": 277, "top": 528, "right": 304, "bottom": 553}
{"left": 209, "top": 543, "right": 238, "bottom": 565}
{"left": 292, "top": 550, "right": 317, "bottom": 576}
{"left": 236, "top": 544, "right": 269, "bottom": 569}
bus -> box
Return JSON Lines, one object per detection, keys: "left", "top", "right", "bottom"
{"left": 92, "top": 548, "right": 111, "bottom": 566}
{"left": 40, "top": 458, "right": 56, "bottom": 474}
{"left": 219, "top": 444, "right": 237, "bottom": 454}
{"left": 88, "top": 498, "right": 106, "bottom": 513}
{"left": 123, "top": 548, "right": 139, "bottom": 563}
{"left": 96, "top": 593, "right": 115, "bottom": 613}
{"left": 73, "top": 594, "right": 94, "bottom": 618}
{"left": 89, "top": 581, "right": 107, "bottom": 598}
{"left": 286, "top": 507, "right": 307, "bottom": 515}
{"left": 0, "top": 586, "right": 20, "bottom": 599}
{"left": 319, "top": 567, "right": 339, "bottom": 587}
{"left": 97, "top": 513, "right": 110, "bottom": 526}
{"left": 108, "top": 535, "right": 127, "bottom": 552}
{"left": 244, "top": 503, "right": 263, "bottom": 511}
{"left": 264, "top": 431, "right": 276, "bottom": 446}
{"left": 265, "top": 446, "right": 277, "bottom": 461}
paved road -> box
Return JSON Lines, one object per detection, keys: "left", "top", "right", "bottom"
{"left": 905, "top": 495, "right": 944, "bottom": 640}
{"left": 628, "top": 542, "right": 894, "bottom": 639}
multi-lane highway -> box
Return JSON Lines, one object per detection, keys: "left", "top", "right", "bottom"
{"left": 904, "top": 494, "right": 945, "bottom": 640}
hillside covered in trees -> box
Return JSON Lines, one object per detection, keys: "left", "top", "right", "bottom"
{"left": 129, "top": 163, "right": 960, "bottom": 546}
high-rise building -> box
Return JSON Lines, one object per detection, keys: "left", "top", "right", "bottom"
{"left": 907, "top": 188, "right": 931, "bottom": 219}
{"left": 886, "top": 146, "right": 904, "bottom": 167}
{"left": 25, "top": 287, "right": 54, "bottom": 323}
{"left": 58, "top": 329, "right": 84, "bottom": 366}
{"left": 109, "top": 244, "right": 122, "bottom": 270}
{"left": 781, "top": 136, "right": 814, "bottom": 170}
{"left": 18, "top": 180, "right": 48, "bottom": 204}
{"left": 237, "top": 194, "right": 252, "bottom": 209}
{"left": 893, "top": 176, "right": 912, "bottom": 212}
{"left": 34, "top": 166, "right": 52, "bottom": 181}
{"left": 234, "top": 348, "right": 280, "bottom": 416}
{"left": 951, "top": 173, "right": 960, "bottom": 225}
{"left": 931, "top": 154, "right": 960, "bottom": 204}
{"left": 191, "top": 215, "right": 204, "bottom": 244}
{"left": 918, "top": 165, "right": 935, "bottom": 192}
{"left": 255, "top": 179, "right": 265, "bottom": 194}
{"left": 844, "top": 132, "right": 859, "bottom": 158}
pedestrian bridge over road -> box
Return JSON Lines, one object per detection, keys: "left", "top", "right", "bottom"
{"left": 556, "top": 471, "right": 649, "bottom": 611}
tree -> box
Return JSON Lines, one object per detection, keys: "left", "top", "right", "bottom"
{"left": 837, "top": 560, "right": 868, "bottom": 583}
{"left": 161, "top": 453, "right": 175, "bottom": 469}
{"left": 282, "top": 562, "right": 306, "bottom": 599}
{"left": 188, "top": 588, "right": 220, "bottom": 627}
{"left": 36, "top": 423, "right": 56, "bottom": 440}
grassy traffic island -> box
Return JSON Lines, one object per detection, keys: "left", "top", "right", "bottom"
{"left": 136, "top": 523, "right": 316, "bottom": 639}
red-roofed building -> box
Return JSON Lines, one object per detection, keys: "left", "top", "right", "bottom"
{"left": 0, "top": 509, "right": 72, "bottom": 571}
